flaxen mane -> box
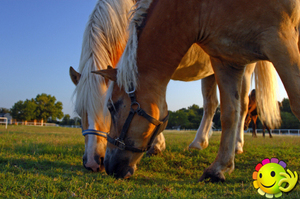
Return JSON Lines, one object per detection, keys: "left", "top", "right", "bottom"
{"left": 74, "top": 0, "right": 134, "bottom": 125}
{"left": 115, "top": 0, "right": 153, "bottom": 92}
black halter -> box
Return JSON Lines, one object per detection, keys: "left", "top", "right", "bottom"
{"left": 107, "top": 87, "right": 169, "bottom": 153}
{"left": 82, "top": 129, "right": 107, "bottom": 138}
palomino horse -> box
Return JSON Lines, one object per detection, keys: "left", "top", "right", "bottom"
{"left": 95, "top": 0, "right": 300, "bottom": 181}
{"left": 71, "top": 0, "right": 279, "bottom": 172}
{"left": 244, "top": 89, "right": 282, "bottom": 138}
{"left": 69, "top": 0, "right": 134, "bottom": 172}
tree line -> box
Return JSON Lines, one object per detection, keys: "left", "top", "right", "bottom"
{"left": 1, "top": 95, "right": 300, "bottom": 129}
{"left": 0, "top": 93, "right": 80, "bottom": 126}
{"left": 1, "top": 93, "right": 64, "bottom": 123}
{"left": 166, "top": 98, "right": 300, "bottom": 130}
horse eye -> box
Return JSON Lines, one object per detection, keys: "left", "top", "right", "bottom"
{"left": 107, "top": 103, "right": 114, "bottom": 112}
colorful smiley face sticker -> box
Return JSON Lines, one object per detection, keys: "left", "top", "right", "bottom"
{"left": 253, "top": 158, "right": 298, "bottom": 198}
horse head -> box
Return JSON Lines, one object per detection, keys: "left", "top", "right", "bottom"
{"left": 93, "top": 68, "right": 168, "bottom": 178}
{"left": 70, "top": 67, "right": 110, "bottom": 172}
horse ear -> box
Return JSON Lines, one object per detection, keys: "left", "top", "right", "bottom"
{"left": 92, "top": 68, "right": 117, "bottom": 82}
{"left": 69, "top": 66, "right": 81, "bottom": 85}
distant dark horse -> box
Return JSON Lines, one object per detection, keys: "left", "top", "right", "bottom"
{"left": 244, "top": 89, "right": 281, "bottom": 138}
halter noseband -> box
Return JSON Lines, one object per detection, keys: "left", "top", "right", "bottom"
{"left": 107, "top": 87, "right": 169, "bottom": 153}
{"left": 82, "top": 129, "right": 107, "bottom": 138}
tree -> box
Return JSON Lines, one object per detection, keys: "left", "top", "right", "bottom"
{"left": 11, "top": 100, "right": 25, "bottom": 121}
{"left": 61, "top": 114, "right": 71, "bottom": 125}
{"left": 280, "top": 98, "right": 291, "bottom": 113}
{"left": 35, "top": 93, "right": 63, "bottom": 121}
{"left": 23, "top": 99, "right": 37, "bottom": 121}
{"left": 10, "top": 93, "right": 64, "bottom": 122}
{"left": 0, "top": 108, "right": 10, "bottom": 114}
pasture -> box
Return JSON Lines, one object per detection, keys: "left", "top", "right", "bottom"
{"left": 0, "top": 126, "right": 299, "bottom": 198}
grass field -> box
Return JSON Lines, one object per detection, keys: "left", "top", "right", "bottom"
{"left": 0, "top": 126, "right": 299, "bottom": 198}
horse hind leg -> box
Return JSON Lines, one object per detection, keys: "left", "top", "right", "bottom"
{"left": 266, "top": 125, "right": 272, "bottom": 138}
{"left": 189, "top": 75, "right": 218, "bottom": 150}
{"left": 235, "top": 63, "right": 256, "bottom": 154}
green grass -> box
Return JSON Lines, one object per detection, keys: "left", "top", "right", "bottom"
{"left": 0, "top": 126, "right": 299, "bottom": 198}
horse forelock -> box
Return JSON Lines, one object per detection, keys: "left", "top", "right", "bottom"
{"left": 116, "top": 0, "right": 153, "bottom": 93}
{"left": 74, "top": 0, "right": 134, "bottom": 126}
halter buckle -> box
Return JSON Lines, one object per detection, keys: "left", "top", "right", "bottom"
{"left": 115, "top": 138, "right": 126, "bottom": 150}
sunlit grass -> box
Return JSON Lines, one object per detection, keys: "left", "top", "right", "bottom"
{"left": 0, "top": 126, "right": 299, "bottom": 198}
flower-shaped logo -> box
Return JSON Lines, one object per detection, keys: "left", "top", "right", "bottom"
{"left": 253, "top": 158, "right": 298, "bottom": 198}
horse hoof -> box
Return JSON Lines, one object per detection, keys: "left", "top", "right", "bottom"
{"left": 235, "top": 149, "right": 243, "bottom": 154}
{"left": 198, "top": 168, "right": 225, "bottom": 183}
{"left": 235, "top": 143, "right": 243, "bottom": 154}
{"left": 146, "top": 146, "right": 161, "bottom": 156}
{"left": 189, "top": 140, "right": 208, "bottom": 150}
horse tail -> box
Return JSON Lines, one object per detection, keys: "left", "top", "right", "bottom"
{"left": 254, "top": 61, "right": 281, "bottom": 129}
{"left": 75, "top": 0, "right": 134, "bottom": 125}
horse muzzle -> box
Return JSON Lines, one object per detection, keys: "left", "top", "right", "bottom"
{"left": 104, "top": 148, "right": 135, "bottom": 178}
{"left": 83, "top": 155, "right": 105, "bottom": 172}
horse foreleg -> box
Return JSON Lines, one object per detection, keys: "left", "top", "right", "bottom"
{"left": 199, "top": 59, "right": 244, "bottom": 182}
{"left": 189, "top": 75, "right": 218, "bottom": 150}
{"left": 235, "top": 63, "right": 255, "bottom": 154}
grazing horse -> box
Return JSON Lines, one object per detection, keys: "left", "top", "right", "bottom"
{"left": 71, "top": 0, "right": 279, "bottom": 172}
{"left": 69, "top": 0, "right": 134, "bottom": 172}
{"left": 94, "top": 0, "right": 295, "bottom": 181}
{"left": 244, "top": 89, "right": 281, "bottom": 138}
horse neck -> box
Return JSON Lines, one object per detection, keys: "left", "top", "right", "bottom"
{"left": 135, "top": 0, "right": 199, "bottom": 89}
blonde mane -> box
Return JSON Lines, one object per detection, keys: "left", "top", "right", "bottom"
{"left": 116, "top": 0, "right": 153, "bottom": 92}
{"left": 74, "top": 0, "right": 134, "bottom": 125}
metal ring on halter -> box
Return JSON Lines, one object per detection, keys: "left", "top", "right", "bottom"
{"left": 82, "top": 129, "right": 107, "bottom": 138}
{"left": 131, "top": 101, "right": 140, "bottom": 111}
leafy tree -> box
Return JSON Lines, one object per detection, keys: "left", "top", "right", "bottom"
{"left": 23, "top": 99, "right": 37, "bottom": 121}
{"left": 35, "top": 93, "right": 63, "bottom": 121}
{"left": 11, "top": 101, "right": 25, "bottom": 121}
{"left": 0, "top": 108, "right": 10, "bottom": 114}
{"left": 61, "top": 114, "right": 71, "bottom": 125}
{"left": 10, "top": 93, "right": 63, "bottom": 122}
{"left": 280, "top": 98, "right": 291, "bottom": 113}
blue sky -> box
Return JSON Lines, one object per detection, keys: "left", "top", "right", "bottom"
{"left": 0, "top": 0, "right": 288, "bottom": 118}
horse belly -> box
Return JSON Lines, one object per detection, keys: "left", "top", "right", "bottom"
{"left": 171, "top": 44, "right": 214, "bottom": 81}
